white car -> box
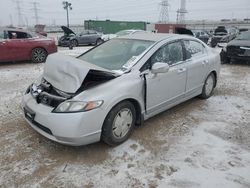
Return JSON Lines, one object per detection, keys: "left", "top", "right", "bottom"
{"left": 22, "top": 33, "right": 220, "bottom": 146}
{"left": 101, "top": 29, "right": 147, "bottom": 41}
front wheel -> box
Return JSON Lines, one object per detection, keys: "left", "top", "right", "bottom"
{"left": 200, "top": 73, "right": 215, "bottom": 99}
{"left": 101, "top": 101, "right": 136, "bottom": 146}
{"left": 70, "top": 39, "right": 78, "bottom": 47}
{"left": 31, "top": 48, "right": 47, "bottom": 63}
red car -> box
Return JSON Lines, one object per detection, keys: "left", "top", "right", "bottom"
{"left": 0, "top": 28, "right": 57, "bottom": 63}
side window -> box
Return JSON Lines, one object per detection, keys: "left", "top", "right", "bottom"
{"left": 8, "top": 31, "right": 29, "bottom": 39}
{"left": 184, "top": 40, "right": 205, "bottom": 59}
{"left": 0, "top": 30, "right": 4, "bottom": 39}
{"left": 81, "top": 31, "right": 89, "bottom": 35}
{"left": 151, "top": 41, "right": 183, "bottom": 66}
{"left": 89, "top": 30, "right": 97, "bottom": 34}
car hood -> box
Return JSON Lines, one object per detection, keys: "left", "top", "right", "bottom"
{"left": 43, "top": 53, "right": 116, "bottom": 93}
{"left": 61, "top": 26, "right": 76, "bottom": 35}
{"left": 227, "top": 39, "right": 250, "bottom": 47}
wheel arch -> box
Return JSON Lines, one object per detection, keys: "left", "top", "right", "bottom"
{"left": 104, "top": 98, "right": 143, "bottom": 127}
{"left": 30, "top": 46, "right": 48, "bottom": 58}
{"left": 126, "top": 98, "right": 143, "bottom": 126}
{"left": 210, "top": 70, "right": 217, "bottom": 87}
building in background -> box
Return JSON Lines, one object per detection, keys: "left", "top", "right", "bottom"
{"left": 84, "top": 20, "right": 147, "bottom": 34}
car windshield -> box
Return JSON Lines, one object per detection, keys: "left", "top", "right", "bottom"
{"left": 116, "top": 30, "right": 133, "bottom": 36}
{"left": 79, "top": 38, "right": 154, "bottom": 70}
{"left": 236, "top": 32, "right": 250, "bottom": 40}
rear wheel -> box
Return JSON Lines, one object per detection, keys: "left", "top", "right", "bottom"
{"left": 31, "top": 48, "right": 47, "bottom": 63}
{"left": 200, "top": 73, "right": 215, "bottom": 99}
{"left": 101, "top": 101, "right": 136, "bottom": 146}
{"left": 95, "top": 38, "right": 103, "bottom": 46}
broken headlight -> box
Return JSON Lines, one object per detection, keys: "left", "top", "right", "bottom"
{"left": 53, "top": 100, "right": 103, "bottom": 113}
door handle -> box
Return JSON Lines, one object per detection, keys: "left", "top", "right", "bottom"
{"left": 177, "top": 68, "right": 186, "bottom": 74}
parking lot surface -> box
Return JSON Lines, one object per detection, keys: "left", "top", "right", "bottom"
{"left": 0, "top": 52, "right": 250, "bottom": 187}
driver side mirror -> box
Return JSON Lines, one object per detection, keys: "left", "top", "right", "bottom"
{"left": 151, "top": 62, "right": 170, "bottom": 74}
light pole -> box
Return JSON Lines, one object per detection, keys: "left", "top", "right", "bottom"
{"left": 62, "top": 1, "right": 72, "bottom": 28}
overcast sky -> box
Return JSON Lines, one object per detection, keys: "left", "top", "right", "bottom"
{"left": 0, "top": 0, "right": 249, "bottom": 26}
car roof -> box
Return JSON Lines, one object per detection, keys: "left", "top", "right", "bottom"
{"left": 118, "top": 33, "right": 180, "bottom": 42}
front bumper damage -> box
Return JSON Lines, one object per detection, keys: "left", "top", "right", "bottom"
{"left": 21, "top": 53, "right": 117, "bottom": 146}
{"left": 21, "top": 93, "right": 103, "bottom": 146}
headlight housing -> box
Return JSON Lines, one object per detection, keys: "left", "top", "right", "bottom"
{"left": 53, "top": 100, "right": 103, "bottom": 113}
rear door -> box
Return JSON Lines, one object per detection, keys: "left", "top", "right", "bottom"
{"left": 79, "top": 31, "right": 90, "bottom": 44}
{"left": 183, "top": 40, "right": 209, "bottom": 97}
{"left": 88, "top": 30, "right": 98, "bottom": 44}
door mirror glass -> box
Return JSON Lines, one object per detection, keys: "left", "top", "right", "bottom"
{"left": 151, "top": 62, "right": 169, "bottom": 74}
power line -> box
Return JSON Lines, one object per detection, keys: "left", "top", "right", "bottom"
{"left": 159, "top": 0, "right": 170, "bottom": 23}
{"left": 177, "top": 0, "right": 187, "bottom": 24}
{"left": 13, "top": 0, "right": 24, "bottom": 26}
{"left": 31, "top": 2, "right": 40, "bottom": 25}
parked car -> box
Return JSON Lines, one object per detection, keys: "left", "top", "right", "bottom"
{"left": 210, "top": 26, "right": 238, "bottom": 47}
{"left": 239, "top": 28, "right": 249, "bottom": 34}
{"left": 221, "top": 31, "right": 250, "bottom": 63}
{"left": 175, "top": 27, "right": 194, "bottom": 36}
{"left": 101, "top": 29, "right": 146, "bottom": 41}
{"left": 22, "top": 33, "right": 220, "bottom": 146}
{"left": 193, "top": 30, "right": 209, "bottom": 44}
{"left": 58, "top": 26, "right": 103, "bottom": 47}
{"left": 0, "top": 28, "right": 57, "bottom": 63}
{"left": 34, "top": 24, "right": 47, "bottom": 37}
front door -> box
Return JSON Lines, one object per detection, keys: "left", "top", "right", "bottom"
{"left": 145, "top": 41, "right": 187, "bottom": 116}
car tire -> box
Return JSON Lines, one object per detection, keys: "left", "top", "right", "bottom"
{"left": 220, "top": 50, "right": 230, "bottom": 64}
{"left": 31, "top": 48, "right": 48, "bottom": 63}
{"left": 95, "top": 38, "right": 103, "bottom": 46}
{"left": 101, "top": 101, "right": 136, "bottom": 146}
{"left": 200, "top": 73, "right": 215, "bottom": 99}
{"left": 224, "top": 57, "right": 231, "bottom": 64}
{"left": 70, "top": 39, "right": 78, "bottom": 47}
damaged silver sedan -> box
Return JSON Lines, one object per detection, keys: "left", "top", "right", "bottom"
{"left": 22, "top": 33, "right": 220, "bottom": 146}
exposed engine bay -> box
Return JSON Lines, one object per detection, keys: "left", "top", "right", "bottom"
{"left": 27, "top": 70, "right": 117, "bottom": 108}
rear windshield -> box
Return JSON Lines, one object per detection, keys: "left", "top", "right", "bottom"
{"left": 79, "top": 38, "right": 154, "bottom": 70}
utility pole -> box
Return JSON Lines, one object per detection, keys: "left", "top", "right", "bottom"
{"left": 159, "top": 0, "right": 170, "bottom": 23}
{"left": 62, "top": 1, "right": 72, "bottom": 28}
{"left": 31, "top": 2, "right": 40, "bottom": 25}
{"left": 177, "top": 0, "right": 187, "bottom": 24}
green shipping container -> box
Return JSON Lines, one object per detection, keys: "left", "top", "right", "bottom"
{"left": 84, "top": 20, "right": 146, "bottom": 34}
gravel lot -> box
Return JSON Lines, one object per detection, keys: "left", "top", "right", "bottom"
{"left": 0, "top": 48, "right": 250, "bottom": 187}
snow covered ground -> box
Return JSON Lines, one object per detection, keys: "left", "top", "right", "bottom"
{"left": 0, "top": 49, "right": 250, "bottom": 187}
{"left": 58, "top": 46, "right": 92, "bottom": 57}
